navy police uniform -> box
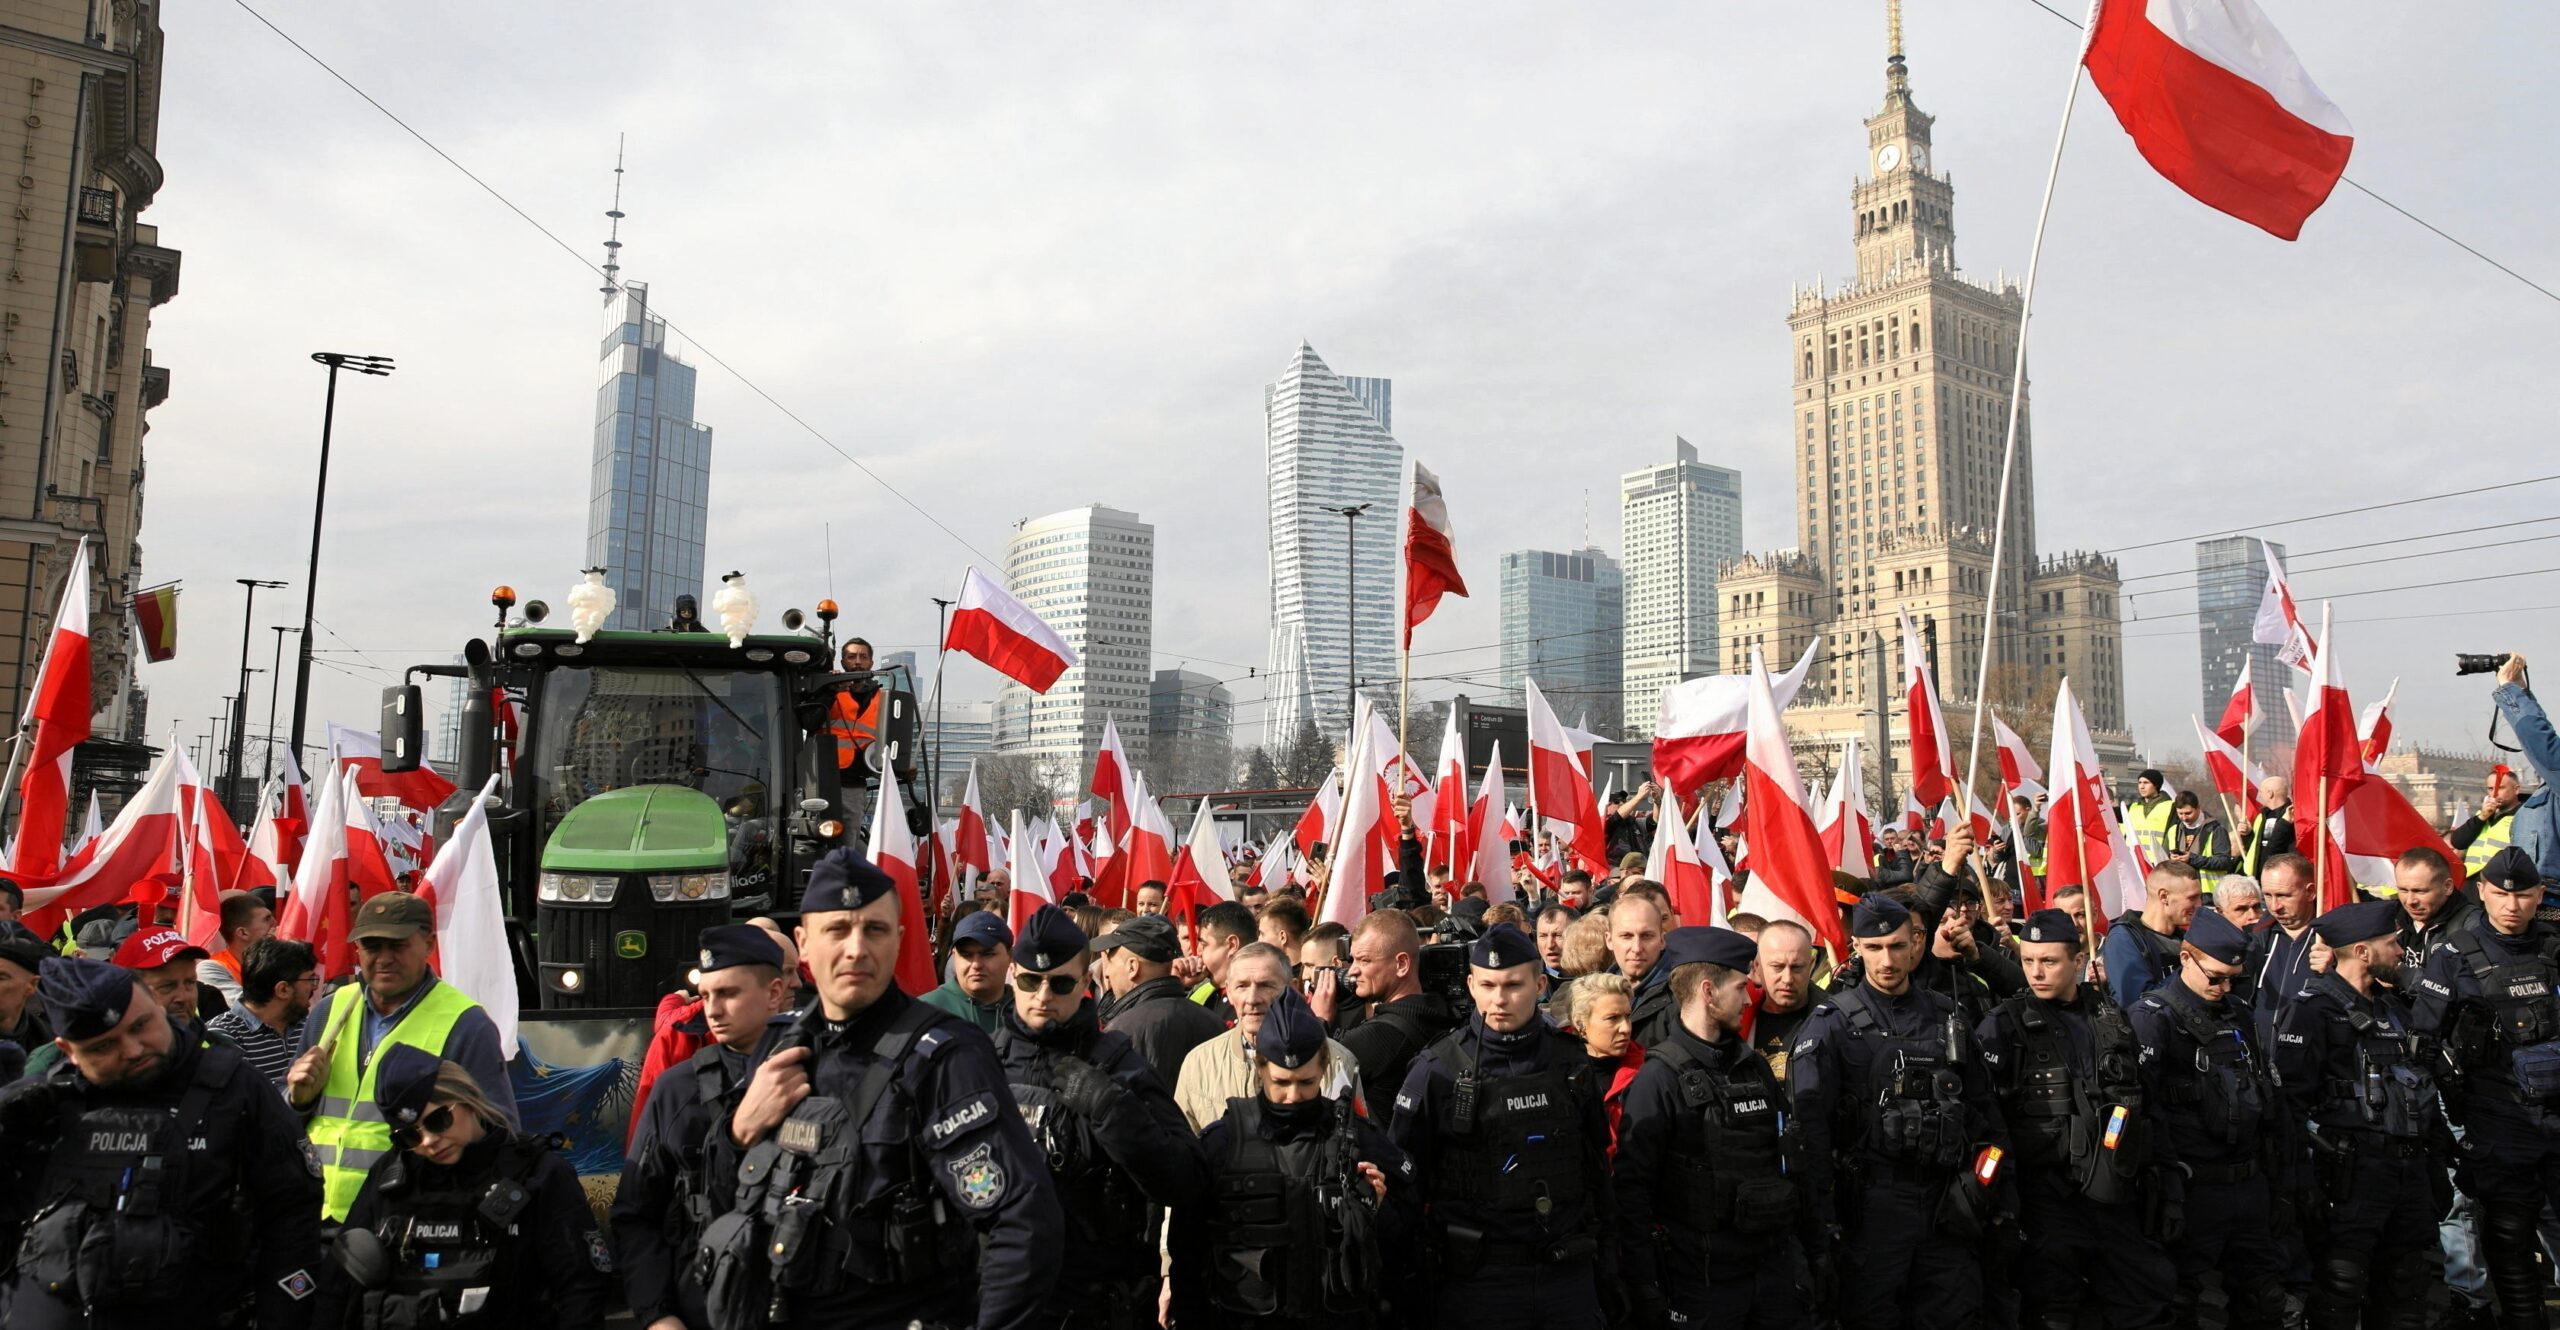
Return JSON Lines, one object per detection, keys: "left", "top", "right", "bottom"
{"left": 1612, "top": 927, "right": 1812, "bottom": 1330}
{"left": 2409, "top": 847, "right": 2560, "bottom": 1330}
{"left": 1977, "top": 910, "right": 2175, "bottom": 1330}
{"left": 613, "top": 924, "right": 795, "bottom": 1330}
{"left": 2272, "top": 900, "right": 2445, "bottom": 1330}
{"left": 1172, "top": 985, "right": 1417, "bottom": 1330}
{"left": 1391, "top": 925, "right": 1616, "bottom": 1330}
{"left": 693, "top": 849, "right": 1063, "bottom": 1330}
{"left": 992, "top": 907, "right": 1209, "bottom": 1330}
{"left": 312, "top": 1042, "right": 615, "bottom": 1330}
{"left": 2123, "top": 910, "right": 2291, "bottom": 1330}
{"left": 1787, "top": 894, "right": 2010, "bottom": 1330}
{"left": 0, "top": 956, "right": 321, "bottom": 1330}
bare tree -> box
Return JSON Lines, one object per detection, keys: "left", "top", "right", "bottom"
{"left": 971, "top": 752, "right": 1064, "bottom": 827}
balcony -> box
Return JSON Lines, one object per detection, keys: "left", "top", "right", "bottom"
{"left": 73, "top": 186, "right": 120, "bottom": 283}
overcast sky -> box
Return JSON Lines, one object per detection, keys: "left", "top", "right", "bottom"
{"left": 137, "top": 2, "right": 2559, "bottom": 775}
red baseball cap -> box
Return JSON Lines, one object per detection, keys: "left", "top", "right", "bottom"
{"left": 112, "top": 926, "right": 208, "bottom": 970}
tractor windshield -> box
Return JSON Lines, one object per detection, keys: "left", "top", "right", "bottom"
{"left": 525, "top": 664, "right": 788, "bottom": 894}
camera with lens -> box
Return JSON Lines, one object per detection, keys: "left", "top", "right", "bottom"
{"left": 2456, "top": 653, "right": 2514, "bottom": 677}
{"left": 1416, "top": 940, "right": 1475, "bottom": 1016}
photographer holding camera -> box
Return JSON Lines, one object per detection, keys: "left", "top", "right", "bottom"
{"left": 2483, "top": 653, "right": 2560, "bottom": 882}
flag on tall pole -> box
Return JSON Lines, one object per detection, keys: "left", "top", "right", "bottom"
{"left": 2252, "top": 544, "right": 2314, "bottom": 673}
{"left": 9, "top": 538, "right": 91, "bottom": 880}
{"left": 944, "top": 566, "right": 1079, "bottom": 692}
{"left": 1431, "top": 706, "right": 1469, "bottom": 875}
{"left": 2357, "top": 678, "right": 2398, "bottom": 765}
{"left": 2082, "top": 0, "right": 2353, "bottom": 240}
{"left": 1737, "top": 648, "right": 1845, "bottom": 960}
{"left": 2215, "top": 657, "right": 2257, "bottom": 750}
{"left": 1815, "top": 735, "right": 1878, "bottom": 880}
{"left": 1898, "top": 607, "right": 1954, "bottom": 812}
{"left": 1401, "top": 459, "right": 1469, "bottom": 648}
{"left": 1470, "top": 741, "right": 1511, "bottom": 905}
{"left": 1650, "top": 639, "right": 1821, "bottom": 799}
{"left": 2041, "top": 679, "right": 2146, "bottom": 928}
{"left": 1525, "top": 679, "right": 1604, "bottom": 873}
{"left": 415, "top": 777, "right": 520, "bottom": 1053}
{"left": 2291, "top": 604, "right": 2364, "bottom": 909}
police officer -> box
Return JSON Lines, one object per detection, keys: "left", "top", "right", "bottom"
{"left": 993, "top": 906, "right": 1207, "bottom": 1330}
{"left": 698, "top": 847, "right": 1062, "bottom": 1330}
{"left": 312, "top": 1044, "right": 614, "bottom": 1329}
{"left": 614, "top": 924, "right": 797, "bottom": 1330}
{"left": 2274, "top": 899, "right": 2446, "bottom": 1330}
{"left": 2124, "top": 909, "right": 2292, "bottom": 1330}
{"left": 0, "top": 955, "right": 321, "bottom": 1330}
{"left": 1613, "top": 927, "right": 1814, "bottom": 1329}
{"left": 1788, "top": 894, "right": 2009, "bottom": 1330}
{"left": 2411, "top": 846, "right": 2560, "bottom": 1330}
{"left": 1392, "top": 923, "right": 1616, "bottom": 1330}
{"left": 1977, "top": 909, "right": 2176, "bottom": 1330}
{"left": 1171, "top": 985, "right": 1415, "bottom": 1330}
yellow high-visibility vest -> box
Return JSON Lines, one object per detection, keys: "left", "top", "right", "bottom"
{"left": 2466, "top": 810, "right": 2518, "bottom": 876}
{"left": 305, "top": 980, "right": 480, "bottom": 1221}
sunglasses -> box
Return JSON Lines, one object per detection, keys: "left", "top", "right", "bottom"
{"left": 391, "top": 1103, "right": 457, "bottom": 1150}
{"left": 1013, "top": 972, "right": 1080, "bottom": 996}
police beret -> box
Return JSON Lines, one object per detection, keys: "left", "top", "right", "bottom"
{"left": 1659, "top": 926, "right": 1756, "bottom": 974}
{"left": 953, "top": 912, "right": 1013, "bottom": 950}
{"left": 2017, "top": 908, "right": 2081, "bottom": 948}
{"left": 0, "top": 936, "right": 50, "bottom": 978}
{"left": 696, "top": 923, "right": 784, "bottom": 976}
{"left": 1852, "top": 893, "right": 1913, "bottom": 938}
{"left": 2185, "top": 908, "right": 2251, "bottom": 967}
{"left": 801, "top": 847, "right": 898, "bottom": 915}
{"left": 1093, "top": 913, "right": 1179, "bottom": 963}
{"left": 2313, "top": 899, "right": 2399, "bottom": 948}
{"left": 373, "top": 1043, "right": 445, "bottom": 1128}
{"left": 1469, "top": 923, "right": 1540, "bottom": 971}
{"left": 1014, "top": 905, "right": 1088, "bottom": 972}
{"left": 1256, "top": 985, "right": 1328, "bottom": 1070}
{"left": 37, "top": 955, "right": 140, "bottom": 1043}
{"left": 2479, "top": 846, "right": 2543, "bottom": 893}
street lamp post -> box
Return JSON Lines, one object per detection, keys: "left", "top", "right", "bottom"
{"left": 1324, "top": 502, "right": 1372, "bottom": 730}
{"left": 264, "top": 625, "right": 295, "bottom": 784}
{"left": 288, "top": 352, "right": 394, "bottom": 769}
{"left": 227, "top": 578, "right": 285, "bottom": 817}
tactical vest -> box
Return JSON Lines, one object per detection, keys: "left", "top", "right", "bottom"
{"left": 1832, "top": 985, "right": 1971, "bottom": 1170}
{"left": 696, "top": 1002, "right": 972, "bottom": 1330}
{"left": 2309, "top": 975, "right": 2439, "bottom": 1141}
{"left": 355, "top": 1135, "right": 553, "bottom": 1330}
{"left": 1647, "top": 1040, "right": 1797, "bottom": 1238}
{"left": 1430, "top": 1030, "right": 1595, "bottom": 1253}
{"left": 16, "top": 1044, "right": 245, "bottom": 1314}
{"left": 1010, "top": 1057, "right": 1153, "bottom": 1278}
{"left": 1991, "top": 995, "right": 2146, "bottom": 1203}
{"left": 1204, "top": 1096, "right": 1378, "bottom": 1325}
{"left": 2443, "top": 928, "right": 2560, "bottom": 1103}
{"left": 2152, "top": 995, "right": 2271, "bottom": 1157}
{"left": 667, "top": 1046, "right": 743, "bottom": 1257}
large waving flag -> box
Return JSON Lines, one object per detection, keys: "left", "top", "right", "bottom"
{"left": 416, "top": 776, "right": 520, "bottom": 1053}
{"left": 278, "top": 761, "right": 355, "bottom": 979}
{"left": 1166, "top": 797, "right": 1231, "bottom": 936}
{"left": 944, "top": 566, "right": 1078, "bottom": 692}
{"left": 2214, "top": 656, "right": 2257, "bottom": 751}
{"left": 1651, "top": 638, "right": 1820, "bottom": 798}
{"left": 1738, "top": 648, "right": 1845, "bottom": 960}
{"left": 1646, "top": 790, "right": 1722, "bottom": 926}
{"left": 1090, "top": 716, "right": 1135, "bottom": 846}
{"left": 9, "top": 539, "right": 91, "bottom": 880}
{"left": 2289, "top": 604, "right": 2364, "bottom": 910}
{"left": 1525, "top": 679, "right": 1604, "bottom": 873}
{"left": 2082, "top": 0, "right": 2353, "bottom": 240}
{"left": 2042, "top": 679, "right": 2147, "bottom": 930}
{"left": 2252, "top": 543, "right": 2314, "bottom": 674}
{"left": 2194, "top": 714, "right": 2264, "bottom": 808}
{"left": 1815, "top": 735, "right": 1878, "bottom": 880}
{"left": 1991, "top": 713, "right": 2047, "bottom": 804}
{"left": 866, "top": 777, "right": 937, "bottom": 996}
{"left": 1402, "top": 459, "right": 1469, "bottom": 647}
{"left": 18, "top": 745, "right": 186, "bottom": 939}
{"left": 1322, "top": 722, "right": 1387, "bottom": 930}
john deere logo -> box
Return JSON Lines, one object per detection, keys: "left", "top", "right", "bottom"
{"left": 614, "top": 931, "right": 648, "bottom": 960}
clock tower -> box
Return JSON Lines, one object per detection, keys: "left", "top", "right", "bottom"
{"left": 1853, "top": 1, "right": 1955, "bottom": 286}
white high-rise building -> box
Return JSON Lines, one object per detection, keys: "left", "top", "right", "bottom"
{"left": 1264, "top": 343, "right": 1402, "bottom": 746}
{"left": 1620, "top": 438, "right": 1744, "bottom": 738}
{"left": 994, "top": 504, "right": 1155, "bottom": 788}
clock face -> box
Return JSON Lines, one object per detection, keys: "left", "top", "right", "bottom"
{"left": 1876, "top": 144, "right": 1902, "bottom": 172}
{"left": 1912, "top": 146, "right": 1928, "bottom": 169}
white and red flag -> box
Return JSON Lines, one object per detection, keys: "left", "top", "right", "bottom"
{"left": 1120, "top": 776, "right": 1178, "bottom": 902}
{"left": 2083, "top": 0, "right": 2353, "bottom": 240}
{"left": 9, "top": 539, "right": 91, "bottom": 881}
{"left": 1293, "top": 770, "right": 1341, "bottom": 859}
{"left": 2289, "top": 604, "right": 2365, "bottom": 903}
{"left": 1006, "top": 810, "right": 1056, "bottom": 935}
{"left": 1470, "top": 741, "right": 1512, "bottom": 904}
{"left": 1430, "top": 707, "right": 1470, "bottom": 874}
{"left": 1322, "top": 723, "right": 1388, "bottom": 929}
{"left": 864, "top": 775, "right": 937, "bottom": 995}
{"left": 414, "top": 776, "right": 520, "bottom": 1052}
{"left": 2194, "top": 714, "right": 2263, "bottom": 807}
{"left": 1525, "top": 679, "right": 1605, "bottom": 873}
{"left": 2041, "top": 679, "right": 2147, "bottom": 929}
{"left": 1091, "top": 717, "right": 1135, "bottom": 846}
{"left": 2357, "top": 678, "right": 2398, "bottom": 765}
{"left": 278, "top": 762, "right": 357, "bottom": 979}
{"left": 17, "top": 747, "right": 184, "bottom": 938}
{"left": 1815, "top": 735, "right": 1878, "bottom": 880}
{"left": 953, "top": 761, "right": 993, "bottom": 885}
{"left": 1898, "top": 607, "right": 1955, "bottom": 812}
{"left": 944, "top": 566, "right": 1079, "bottom": 692}
{"left": 1646, "top": 786, "right": 1723, "bottom": 926}
{"left": 1651, "top": 638, "right": 1820, "bottom": 799}
{"left": 1992, "top": 713, "right": 2048, "bottom": 806}
{"left": 2215, "top": 657, "right": 2256, "bottom": 751}
{"left": 2252, "top": 544, "right": 2315, "bottom": 674}
{"left": 328, "top": 723, "right": 458, "bottom": 813}
{"left": 1402, "top": 460, "right": 1469, "bottom": 647}
{"left": 1737, "top": 648, "right": 1846, "bottom": 960}
{"left": 272, "top": 746, "right": 313, "bottom": 875}
{"left": 1166, "top": 797, "right": 1232, "bottom": 935}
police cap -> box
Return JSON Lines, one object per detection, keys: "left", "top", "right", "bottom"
{"left": 1852, "top": 893, "right": 1913, "bottom": 937}
{"left": 1257, "top": 985, "right": 1327, "bottom": 1070}
{"left": 2479, "top": 846, "right": 2543, "bottom": 894}
{"left": 1659, "top": 926, "right": 1756, "bottom": 974}
{"left": 0, "top": 936, "right": 52, "bottom": 980}
{"left": 696, "top": 922, "right": 784, "bottom": 976}
{"left": 2017, "top": 908, "right": 2081, "bottom": 948}
{"left": 801, "top": 847, "right": 898, "bottom": 915}
{"left": 2313, "top": 898, "right": 2399, "bottom": 948}
{"left": 1469, "top": 923, "right": 1540, "bottom": 971}
{"left": 2184, "top": 908, "right": 2251, "bottom": 967}
{"left": 373, "top": 1043, "right": 445, "bottom": 1128}
{"left": 1015, "top": 905, "right": 1088, "bottom": 972}
{"left": 36, "top": 955, "right": 140, "bottom": 1043}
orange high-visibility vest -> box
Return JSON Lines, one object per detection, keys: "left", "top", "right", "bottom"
{"left": 828, "top": 688, "right": 882, "bottom": 769}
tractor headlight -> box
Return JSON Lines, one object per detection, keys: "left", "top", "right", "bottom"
{"left": 647, "top": 871, "right": 730, "bottom": 902}
{"left": 539, "top": 872, "right": 620, "bottom": 904}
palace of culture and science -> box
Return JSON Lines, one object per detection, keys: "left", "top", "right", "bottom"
{"left": 1717, "top": 6, "right": 2135, "bottom": 780}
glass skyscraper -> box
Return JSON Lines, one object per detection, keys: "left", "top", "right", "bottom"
{"left": 587, "top": 280, "right": 714, "bottom": 631}
{"left": 1620, "top": 438, "right": 1744, "bottom": 738}
{"left": 2196, "top": 535, "right": 2297, "bottom": 757}
{"left": 1263, "top": 342, "right": 1402, "bottom": 745}
{"left": 1500, "top": 547, "right": 1624, "bottom": 734}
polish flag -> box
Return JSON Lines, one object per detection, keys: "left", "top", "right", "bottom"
{"left": 1402, "top": 459, "right": 1470, "bottom": 647}
{"left": 1121, "top": 778, "right": 1178, "bottom": 902}
{"left": 2357, "top": 678, "right": 2398, "bottom": 765}
{"left": 271, "top": 746, "right": 312, "bottom": 875}
{"left": 1005, "top": 810, "right": 1054, "bottom": 935}
{"left": 2194, "top": 715, "right": 2264, "bottom": 807}
{"left": 2251, "top": 543, "right": 2314, "bottom": 674}
{"left": 944, "top": 566, "right": 1078, "bottom": 692}
{"left": 1715, "top": 780, "right": 1746, "bottom": 831}
{"left": 866, "top": 776, "right": 937, "bottom": 996}
{"left": 1898, "top": 607, "right": 1954, "bottom": 811}
{"left": 1900, "top": 789, "right": 1929, "bottom": 835}
{"left": 1293, "top": 770, "right": 1342, "bottom": 859}
{"left": 1738, "top": 648, "right": 1846, "bottom": 960}
{"left": 1692, "top": 801, "right": 1737, "bottom": 917}
{"left": 340, "top": 770, "right": 404, "bottom": 904}
{"left": 1992, "top": 714, "right": 2047, "bottom": 804}
{"left": 2289, "top": 605, "right": 2365, "bottom": 904}
{"left": 1650, "top": 638, "right": 1821, "bottom": 799}
{"left": 1470, "top": 741, "right": 1512, "bottom": 904}
{"left": 9, "top": 539, "right": 91, "bottom": 880}
{"left": 17, "top": 746, "right": 186, "bottom": 937}
{"left": 1358, "top": 701, "right": 1434, "bottom": 831}
{"left": 1815, "top": 735, "right": 1878, "bottom": 880}
{"left": 1322, "top": 722, "right": 1388, "bottom": 929}
{"left": 1646, "top": 788, "right": 1722, "bottom": 925}
{"left": 171, "top": 750, "right": 274, "bottom": 946}
{"left": 1255, "top": 832, "right": 1294, "bottom": 892}
{"left": 1166, "top": 797, "right": 1232, "bottom": 934}
{"left": 1091, "top": 717, "right": 1136, "bottom": 845}
{"left": 2215, "top": 657, "right": 2257, "bottom": 750}
{"left": 953, "top": 762, "right": 993, "bottom": 884}
{"left": 1430, "top": 707, "right": 1470, "bottom": 875}
{"left": 2083, "top": 0, "right": 2353, "bottom": 241}
{"left": 2336, "top": 751, "right": 2465, "bottom": 891}
{"left": 329, "top": 723, "right": 458, "bottom": 813}
{"left": 415, "top": 776, "right": 521, "bottom": 1053}
{"left": 247, "top": 780, "right": 285, "bottom": 877}
{"left": 1038, "top": 817, "right": 1080, "bottom": 903}
{"left": 2042, "top": 679, "right": 2147, "bottom": 928}
{"left": 67, "top": 793, "right": 102, "bottom": 861}
{"left": 1526, "top": 679, "right": 1605, "bottom": 873}
{"left": 278, "top": 761, "right": 356, "bottom": 979}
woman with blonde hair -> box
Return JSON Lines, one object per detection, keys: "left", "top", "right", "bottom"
{"left": 1560, "top": 971, "right": 1643, "bottom": 1154}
